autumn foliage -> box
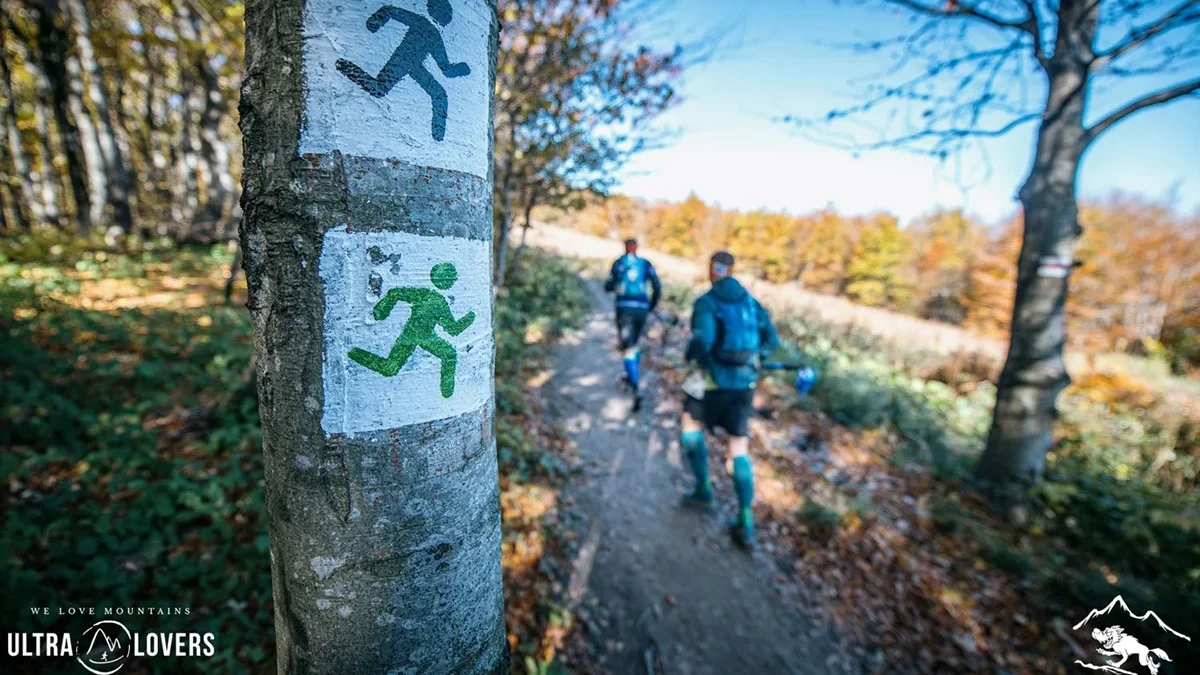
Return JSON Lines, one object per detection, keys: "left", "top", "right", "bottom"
{"left": 551, "top": 192, "right": 1200, "bottom": 371}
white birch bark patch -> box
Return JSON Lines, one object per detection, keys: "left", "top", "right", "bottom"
{"left": 299, "top": 0, "right": 490, "bottom": 179}
{"left": 319, "top": 226, "right": 493, "bottom": 436}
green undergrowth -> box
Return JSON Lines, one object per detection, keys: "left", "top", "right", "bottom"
{"left": 2, "top": 233, "right": 268, "bottom": 672}
{"left": 2, "top": 231, "right": 588, "bottom": 674}
{"left": 656, "top": 276, "right": 1200, "bottom": 663}
{"left": 493, "top": 252, "right": 589, "bottom": 674}
{"left": 494, "top": 253, "right": 589, "bottom": 479}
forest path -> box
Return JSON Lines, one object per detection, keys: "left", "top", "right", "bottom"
{"left": 551, "top": 282, "right": 848, "bottom": 675}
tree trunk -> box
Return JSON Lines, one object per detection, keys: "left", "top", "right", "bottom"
{"left": 64, "top": 0, "right": 133, "bottom": 234}
{"left": 171, "top": 67, "right": 202, "bottom": 230}
{"left": 0, "top": 36, "right": 34, "bottom": 228}
{"left": 50, "top": 0, "right": 110, "bottom": 233}
{"left": 975, "top": 52, "right": 1091, "bottom": 488}
{"left": 36, "top": 0, "right": 91, "bottom": 233}
{"left": 18, "top": 43, "right": 62, "bottom": 228}
{"left": 193, "top": 52, "right": 235, "bottom": 232}
{"left": 6, "top": 8, "right": 63, "bottom": 226}
{"left": 0, "top": 181, "right": 8, "bottom": 229}
{"left": 507, "top": 196, "right": 536, "bottom": 280}
{"left": 240, "top": 0, "right": 507, "bottom": 672}
{"left": 491, "top": 122, "right": 517, "bottom": 286}
{"left": 493, "top": 209, "right": 510, "bottom": 285}
{"left": 174, "top": 0, "right": 235, "bottom": 236}
{"left": 140, "top": 7, "right": 171, "bottom": 234}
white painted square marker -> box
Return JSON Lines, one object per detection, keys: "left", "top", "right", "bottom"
{"left": 320, "top": 226, "right": 493, "bottom": 435}
{"left": 300, "top": 0, "right": 491, "bottom": 178}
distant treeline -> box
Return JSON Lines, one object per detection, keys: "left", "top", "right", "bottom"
{"left": 548, "top": 192, "right": 1200, "bottom": 372}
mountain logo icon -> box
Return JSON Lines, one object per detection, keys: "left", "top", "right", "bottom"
{"left": 76, "top": 620, "right": 132, "bottom": 675}
{"left": 1072, "top": 595, "right": 1191, "bottom": 675}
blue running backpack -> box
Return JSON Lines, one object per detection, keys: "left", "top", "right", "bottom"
{"left": 617, "top": 256, "right": 648, "bottom": 298}
{"left": 713, "top": 297, "right": 761, "bottom": 365}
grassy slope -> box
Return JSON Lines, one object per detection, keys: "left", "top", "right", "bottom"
{"left": 0, "top": 230, "right": 588, "bottom": 674}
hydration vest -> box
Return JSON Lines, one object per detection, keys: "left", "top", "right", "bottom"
{"left": 615, "top": 256, "right": 649, "bottom": 306}
{"left": 713, "top": 297, "right": 761, "bottom": 366}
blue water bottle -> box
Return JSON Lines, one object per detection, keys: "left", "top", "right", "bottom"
{"left": 794, "top": 367, "right": 816, "bottom": 397}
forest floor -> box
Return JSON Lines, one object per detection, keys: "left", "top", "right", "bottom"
{"left": 547, "top": 282, "right": 853, "bottom": 675}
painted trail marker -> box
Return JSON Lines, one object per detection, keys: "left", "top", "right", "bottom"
{"left": 1037, "top": 255, "right": 1073, "bottom": 278}
{"left": 320, "top": 226, "right": 493, "bottom": 436}
{"left": 301, "top": 0, "right": 490, "bottom": 177}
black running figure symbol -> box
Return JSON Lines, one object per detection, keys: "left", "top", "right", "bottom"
{"left": 335, "top": 0, "right": 471, "bottom": 141}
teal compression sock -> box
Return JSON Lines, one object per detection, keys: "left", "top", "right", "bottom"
{"left": 732, "top": 455, "right": 755, "bottom": 529}
{"left": 623, "top": 350, "right": 640, "bottom": 388}
{"left": 680, "top": 430, "right": 711, "bottom": 497}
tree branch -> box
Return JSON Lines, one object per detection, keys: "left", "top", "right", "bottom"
{"left": 1017, "top": 0, "right": 1048, "bottom": 67}
{"left": 860, "top": 111, "right": 1041, "bottom": 151}
{"left": 885, "top": 0, "right": 1029, "bottom": 30}
{"left": 1093, "top": 0, "right": 1200, "bottom": 67}
{"left": 1085, "top": 77, "right": 1200, "bottom": 143}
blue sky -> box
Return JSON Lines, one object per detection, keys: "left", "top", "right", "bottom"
{"left": 617, "top": 0, "right": 1200, "bottom": 223}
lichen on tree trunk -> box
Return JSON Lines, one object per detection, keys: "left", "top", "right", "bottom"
{"left": 240, "top": 1, "right": 507, "bottom": 672}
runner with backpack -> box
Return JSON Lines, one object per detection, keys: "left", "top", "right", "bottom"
{"left": 603, "top": 239, "right": 662, "bottom": 411}
{"left": 679, "top": 251, "right": 779, "bottom": 550}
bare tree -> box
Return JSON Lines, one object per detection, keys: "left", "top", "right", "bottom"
{"left": 786, "top": 0, "right": 1200, "bottom": 489}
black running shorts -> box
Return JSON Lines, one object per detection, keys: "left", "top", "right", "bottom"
{"left": 616, "top": 308, "right": 649, "bottom": 350}
{"left": 683, "top": 388, "right": 755, "bottom": 438}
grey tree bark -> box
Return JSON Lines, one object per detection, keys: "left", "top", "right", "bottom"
{"left": 63, "top": 0, "right": 134, "bottom": 233}
{"left": 976, "top": 53, "right": 1089, "bottom": 485}
{"left": 240, "top": 0, "right": 507, "bottom": 672}
{"left": 36, "top": 0, "right": 91, "bottom": 232}
{"left": 170, "top": 20, "right": 202, "bottom": 231}
{"left": 140, "top": 5, "right": 172, "bottom": 234}
{"left": 973, "top": 0, "right": 1169, "bottom": 488}
{"left": 507, "top": 192, "right": 536, "bottom": 278}
{"left": 494, "top": 209, "right": 511, "bottom": 285}
{"left": 5, "top": 7, "right": 63, "bottom": 227}
{"left": 176, "top": 0, "right": 235, "bottom": 234}
{"left": 0, "top": 32, "right": 35, "bottom": 228}
{"left": 19, "top": 42, "right": 62, "bottom": 227}
{"left": 0, "top": 180, "right": 8, "bottom": 229}
{"left": 0, "top": 118, "right": 17, "bottom": 229}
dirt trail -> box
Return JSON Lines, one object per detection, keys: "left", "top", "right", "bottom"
{"left": 552, "top": 283, "right": 850, "bottom": 675}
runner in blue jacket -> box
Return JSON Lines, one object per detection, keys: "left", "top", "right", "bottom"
{"left": 604, "top": 239, "right": 662, "bottom": 410}
{"left": 680, "top": 251, "right": 779, "bottom": 550}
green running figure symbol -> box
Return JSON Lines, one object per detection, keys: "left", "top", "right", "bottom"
{"left": 348, "top": 262, "right": 475, "bottom": 398}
